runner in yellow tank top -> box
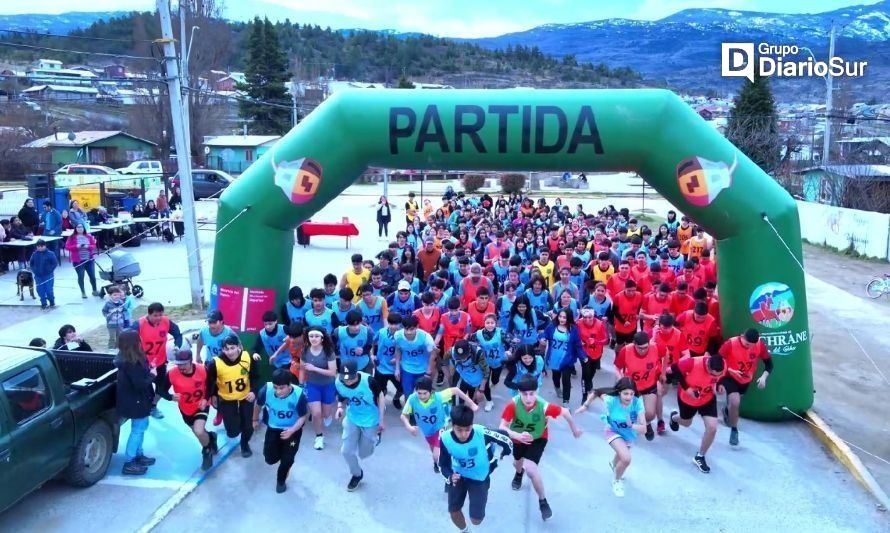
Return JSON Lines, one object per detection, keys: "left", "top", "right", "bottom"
{"left": 340, "top": 253, "right": 371, "bottom": 303}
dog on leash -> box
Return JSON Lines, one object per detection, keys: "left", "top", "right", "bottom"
{"left": 17, "top": 269, "right": 36, "bottom": 301}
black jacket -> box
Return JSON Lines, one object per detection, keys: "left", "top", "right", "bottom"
{"left": 115, "top": 357, "right": 155, "bottom": 419}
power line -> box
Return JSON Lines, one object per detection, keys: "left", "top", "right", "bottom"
{"left": 0, "top": 28, "right": 153, "bottom": 44}
{"left": 0, "top": 41, "right": 158, "bottom": 61}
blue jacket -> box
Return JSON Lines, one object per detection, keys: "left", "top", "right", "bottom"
{"left": 541, "top": 323, "right": 584, "bottom": 370}
{"left": 40, "top": 209, "right": 62, "bottom": 236}
{"left": 28, "top": 248, "right": 58, "bottom": 278}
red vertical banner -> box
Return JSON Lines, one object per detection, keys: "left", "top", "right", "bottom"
{"left": 244, "top": 288, "right": 276, "bottom": 333}
{"left": 216, "top": 284, "right": 245, "bottom": 331}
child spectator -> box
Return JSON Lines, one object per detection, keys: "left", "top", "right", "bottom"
{"left": 102, "top": 286, "right": 130, "bottom": 349}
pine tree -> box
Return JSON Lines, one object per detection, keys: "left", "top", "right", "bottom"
{"left": 397, "top": 74, "right": 415, "bottom": 89}
{"left": 726, "top": 73, "right": 780, "bottom": 172}
{"left": 238, "top": 17, "right": 291, "bottom": 134}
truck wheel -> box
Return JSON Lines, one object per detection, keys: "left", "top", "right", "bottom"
{"left": 64, "top": 419, "right": 113, "bottom": 487}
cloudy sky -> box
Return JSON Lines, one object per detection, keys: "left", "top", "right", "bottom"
{"left": 2, "top": 0, "right": 879, "bottom": 37}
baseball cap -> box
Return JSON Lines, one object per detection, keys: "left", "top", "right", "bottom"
{"left": 340, "top": 360, "right": 359, "bottom": 381}
{"left": 453, "top": 339, "right": 471, "bottom": 359}
{"left": 397, "top": 280, "right": 411, "bottom": 291}
{"left": 174, "top": 349, "right": 193, "bottom": 365}
{"left": 207, "top": 310, "right": 223, "bottom": 322}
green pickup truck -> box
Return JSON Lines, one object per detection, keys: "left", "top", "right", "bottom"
{"left": 0, "top": 347, "right": 119, "bottom": 514}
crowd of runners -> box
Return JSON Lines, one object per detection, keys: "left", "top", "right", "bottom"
{"left": 124, "top": 191, "right": 773, "bottom": 531}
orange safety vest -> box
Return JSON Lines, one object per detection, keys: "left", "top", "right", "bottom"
{"left": 138, "top": 316, "right": 170, "bottom": 366}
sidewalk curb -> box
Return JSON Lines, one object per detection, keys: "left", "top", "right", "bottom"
{"left": 137, "top": 437, "right": 241, "bottom": 532}
{"left": 804, "top": 409, "right": 889, "bottom": 512}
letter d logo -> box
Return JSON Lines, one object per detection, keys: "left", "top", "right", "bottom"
{"left": 722, "top": 43, "right": 755, "bottom": 83}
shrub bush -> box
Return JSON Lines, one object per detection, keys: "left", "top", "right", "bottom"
{"left": 462, "top": 174, "right": 487, "bottom": 193}
{"left": 500, "top": 173, "right": 526, "bottom": 194}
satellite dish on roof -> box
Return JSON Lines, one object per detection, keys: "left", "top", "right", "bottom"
{"left": 67, "top": 132, "right": 76, "bottom": 142}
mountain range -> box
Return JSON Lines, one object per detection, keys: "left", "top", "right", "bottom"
{"left": 2, "top": 1, "right": 888, "bottom": 99}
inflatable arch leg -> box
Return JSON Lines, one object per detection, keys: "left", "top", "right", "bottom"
{"left": 211, "top": 89, "right": 811, "bottom": 421}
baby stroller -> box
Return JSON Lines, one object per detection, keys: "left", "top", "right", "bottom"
{"left": 97, "top": 250, "right": 144, "bottom": 298}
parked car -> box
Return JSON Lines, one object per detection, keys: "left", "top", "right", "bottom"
{"left": 115, "top": 160, "right": 163, "bottom": 177}
{"left": 55, "top": 164, "right": 118, "bottom": 176}
{"left": 0, "top": 346, "right": 119, "bottom": 513}
{"left": 170, "top": 169, "right": 235, "bottom": 200}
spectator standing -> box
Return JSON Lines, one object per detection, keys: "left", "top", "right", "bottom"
{"left": 65, "top": 223, "right": 100, "bottom": 298}
{"left": 18, "top": 198, "right": 40, "bottom": 234}
{"left": 115, "top": 330, "right": 156, "bottom": 476}
{"left": 375, "top": 196, "right": 394, "bottom": 241}
{"left": 28, "top": 239, "right": 58, "bottom": 309}
{"left": 103, "top": 286, "right": 130, "bottom": 349}
{"left": 39, "top": 201, "right": 63, "bottom": 261}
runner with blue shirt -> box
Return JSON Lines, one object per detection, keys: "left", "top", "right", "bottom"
{"left": 251, "top": 311, "right": 286, "bottom": 363}
{"left": 448, "top": 340, "right": 489, "bottom": 406}
{"left": 357, "top": 282, "right": 389, "bottom": 332}
{"left": 323, "top": 274, "right": 339, "bottom": 309}
{"left": 504, "top": 346, "right": 545, "bottom": 393}
{"left": 439, "top": 404, "right": 513, "bottom": 533}
{"left": 253, "top": 369, "right": 309, "bottom": 494}
{"left": 475, "top": 314, "right": 509, "bottom": 412}
{"left": 394, "top": 315, "right": 438, "bottom": 395}
{"left": 387, "top": 280, "right": 422, "bottom": 318}
{"left": 333, "top": 288, "right": 357, "bottom": 324}
{"left": 335, "top": 360, "right": 385, "bottom": 491}
{"left": 373, "top": 313, "right": 404, "bottom": 409}
{"left": 576, "top": 377, "right": 647, "bottom": 497}
{"left": 281, "top": 286, "right": 311, "bottom": 325}
{"left": 332, "top": 310, "right": 374, "bottom": 373}
{"left": 496, "top": 281, "right": 518, "bottom": 329}
{"left": 541, "top": 309, "right": 585, "bottom": 407}
{"left": 195, "top": 310, "right": 234, "bottom": 363}
{"left": 304, "top": 288, "right": 340, "bottom": 334}
{"left": 400, "top": 376, "right": 478, "bottom": 475}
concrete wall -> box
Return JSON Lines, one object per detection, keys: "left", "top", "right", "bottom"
{"left": 797, "top": 200, "right": 890, "bottom": 260}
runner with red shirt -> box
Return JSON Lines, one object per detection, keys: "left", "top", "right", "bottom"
{"left": 576, "top": 307, "right": 609, "bottom": 400}
{"left": 467, "top": 287, "right": 495, "bottom": 331}
{"left": 161, "top": 349, "right": 219, "bottom": 471}
{"left": 500, "top": 375, "right": 583, "bottom": 521}
{"left": 676, "top": 302, "right": 719, "bottom": 357}
{"left": 669, "top": 282, "right": 696, "bottom": 315}
{"left": 667, "top": 354, "right": 727, "bottom": 473}
{"left": 640, "top": 283, "right": 672, "bottom": 336}
{"left": 614, "top": 332, "right": 662, "bottom": 441}
{"left": 718, "top": 329, "right": 773, "bottom": 446}
{"left": 606, "top": 261, "right": 633, "bottom": 299}
{"left": 612, "top": 280, "right": 643, "bottom": 353}
{"left": 652, "top": 314, "right": 684, "bottom": 434}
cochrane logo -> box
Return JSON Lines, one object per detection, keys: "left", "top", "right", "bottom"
{"left": 721, "top": 42, "right": 867, "bottom": 83}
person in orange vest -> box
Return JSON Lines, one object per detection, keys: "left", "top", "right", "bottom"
{"left": 460, "top": 263, "right": 494, "bottom": 310}
{"left": 132, "top": 302, "right": 183, "bottom": 419}
{"left": 575, "top": 306, "right": 609, "bottom": 399}
{"left": 467, "top": 286, "right": 495, "bottom": 331}
{"left": 666, "top": 354, "right": 726, "bottom": 474}
{"left": 161, "top": 348, "right": 219, "bottom": 471}
{"left": 435, "top": 297, "right": 471, "bottom": 387}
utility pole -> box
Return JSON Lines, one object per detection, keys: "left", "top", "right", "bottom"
{"left": 822, "top": 23, "right": 836, "bottom": 167}
{"left": 179, "top": 2, "right": 193, "bottom": 168}
{"left": 157, "top": 0, "right": 204, "bottom": 309}
{"left": 291, "top": 80, "right": 298, "bottom": 127}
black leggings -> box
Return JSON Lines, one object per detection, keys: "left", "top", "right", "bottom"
{"left": 551, "top": 368, "right": 572, "bottom": 403}
{"left": 374, "top": 372, "right": 403, "bottom": 399}
{"left": 580, "top": 358, "right": 600, "bottom": 398}
{"left": 264, "top": 427, "right": 301, "bottom": 483}
{"left": 378, "top": 220, "right": 389, "bottom": 237}
{"left": 483, "top": 367, "right": 503, "bottom": 401}
{"left": 218, "top": 398, "right": 254, "bottom": 448}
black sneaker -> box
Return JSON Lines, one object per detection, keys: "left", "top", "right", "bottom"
{"left": 241, "top": 444, "right": 253, "bottom": 458}
{"left": 729, "top": 428, "right": 739, "bottom": 446}
{"left": 433, "top": 460, "right": 440, "bottom": 474}
{"left": 347, "top": 471, "right": 364, "bottom": 492}
{"left": 393, "top": 396, "right": 403, "bottom": 410}
{"left": 209, "top": 431, "right": 219, "bottom": 454}
{"left": 435, "top": 374, "right": 445, "bottom": 387}
{"left": 276, "top": 481, "right": 287, "bottom": 494}
{"left": 645, "top": 423, "right": 655, "bottom": 441}
{"left": 539, "top": 498, "right": 553, "bottom": 521}
{"left": 201, "top": 448, "right": 213, "bottom": 471}
{"left": 694, "top": 453, "right": 711, "bottom": 473}
{"left": 511, "top": 471, "right": 524, "bottom": 490}
{"left": 669, "top": 410, "right": 680, "bottom": 432}
{"left": 122, "top": 461, "right": 147, "bottom": 476}
{"left": 376, "top": 432, "right": 382, "bottom": 447}
{"left": 135, "top": 454, "right": 156, "bottom": 466}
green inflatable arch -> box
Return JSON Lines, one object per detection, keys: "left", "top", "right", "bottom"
{"left": 210, "top": 89, "right": 811, "bottom": 421}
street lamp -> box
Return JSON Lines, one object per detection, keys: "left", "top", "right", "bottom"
{"left": 798, "top": 24, "right": 836, "bottom": 167}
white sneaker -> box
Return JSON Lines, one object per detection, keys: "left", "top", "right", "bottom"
{"left": 314, "top": 435, "right": 324, "bottom": 450}
{"left": 484, "top": 401, "right": 494, "bottom": 412}
{"left": 323, "top": 416, "right": 333, "bottom": 427}
{"left": 612, "top": 479, "right": 625, "bottom": 497}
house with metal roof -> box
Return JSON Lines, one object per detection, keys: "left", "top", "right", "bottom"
{"left": 22, "top": 130, "right": 157, "bottom": 168}
{"left": 204, "top": 134, "right": 280, "bottom": 174}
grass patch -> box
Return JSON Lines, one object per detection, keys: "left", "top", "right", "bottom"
{"left": 802, "top": 239, "right": 889, "bottom": 264}
{"left": 631, "top": 212, "right": 662, "bottom": 227}
{"left": 81, "top": 304, "right": 208, "bottom": 351}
